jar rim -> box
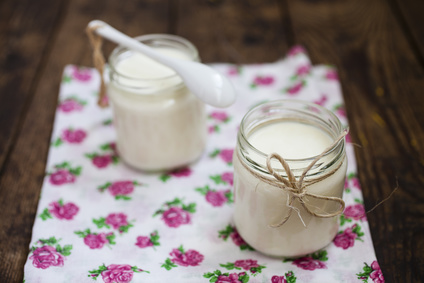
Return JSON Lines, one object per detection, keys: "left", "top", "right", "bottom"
{"left": 108, "top": 33, "right": 199, "bottom": 82}
{"left": 238, "top": 99, "right": 346, "bottom": 166}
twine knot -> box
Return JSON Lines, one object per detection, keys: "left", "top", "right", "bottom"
{"left": 242, "top": 129, "right": 349, "bottom": 228}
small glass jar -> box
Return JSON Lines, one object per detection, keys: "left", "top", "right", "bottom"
{"left": 108, "top": 34, "right": 207, "bottom": 171}
{"left": 233, "top": 100, "right": 347, "bottom": 257}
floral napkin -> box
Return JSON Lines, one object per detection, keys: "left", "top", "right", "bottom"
{"left": 24, "top": 46, "right": 383, "bottom": 283}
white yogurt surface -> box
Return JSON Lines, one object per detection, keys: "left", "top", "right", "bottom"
{"left": 248, "top": 122, "right": 333, "bottom": 159}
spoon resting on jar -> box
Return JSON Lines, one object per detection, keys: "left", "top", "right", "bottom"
{"left": 87, "top": 20, "right": 236, "bottom": 108}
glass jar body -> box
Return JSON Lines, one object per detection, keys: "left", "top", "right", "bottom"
{"left": 108, "top": 34, "right": 207, "bottom": 171}
{"left": 233, "top": 100, "right": 347, "bottom": 257}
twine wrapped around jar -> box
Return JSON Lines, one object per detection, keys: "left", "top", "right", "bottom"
{"left": 237, "top": 129, "right": 348, "bottom": 228}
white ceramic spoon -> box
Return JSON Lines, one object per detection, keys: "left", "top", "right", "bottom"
{"left": 88, "top": 20, "right": 236, "bottom": 108}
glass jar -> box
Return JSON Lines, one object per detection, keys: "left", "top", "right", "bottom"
{"left": 108, "top": 34, "right": 207, "bottom": 171}
{"left": 233, "top": 100, "right": 347, "bottom": 257}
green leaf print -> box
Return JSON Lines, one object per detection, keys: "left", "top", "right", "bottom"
{"left": 39, "top": 208, "right": 53, "bottom": 221}
{"left": 161, "top": 258, "right": 178, "bottom": 270}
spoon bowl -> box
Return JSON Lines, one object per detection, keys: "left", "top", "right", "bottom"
{"left": 88, "top": 20, "right": 236, "bottom": 108}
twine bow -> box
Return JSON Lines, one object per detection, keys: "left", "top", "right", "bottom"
{"left": 264, "top": 130, "right": 348, "bottom": 228}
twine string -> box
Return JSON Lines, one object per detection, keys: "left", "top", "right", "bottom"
{"left": 86, "top": 25, "right": 108, "bottom": 108}
{"left": 239, "top": 129, "right": 348, "bottom": 228}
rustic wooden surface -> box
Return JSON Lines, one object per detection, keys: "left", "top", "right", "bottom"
{"left": 0, "top": 0, "right": 423, "bottom": 282}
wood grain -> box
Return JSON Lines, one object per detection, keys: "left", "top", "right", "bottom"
{"left": 0, "top": 1, "right": 169, "bottom": 282}
{"left": 177, "top": 0, "right": 289, "bottom": 63}
{"left": 286, "top": 0, "right": 424, "bottom": 282}
{"left": 0, "top": 0, "right": 65, "bottom": 173}
{"left": 0, "top": 0, "right": 423, "bottom": 282}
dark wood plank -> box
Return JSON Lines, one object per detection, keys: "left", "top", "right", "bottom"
{"left": 0, "top": 0, "right": 65, "bottom": 172}
{"left": 0, "top": 1, "right": 170, "bottom": 282}
{"left": 392, "top": 0, "right": 424, "bottom": 65}
{"left": 286, "top": 0, "right": 424, "bottom": 282}
{"left": 177, "top": 0, "right": 290, "bottom": 63}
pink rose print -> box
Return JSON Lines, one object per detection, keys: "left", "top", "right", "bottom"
{"left": 228, "top": 65, "right": 242, "bottom": 76}
{"left": 325, "top": 69, "right": 339, "bottom": 80}
{"left": 345, "top": 172, "right": 361, "bottom": 192}
{"left": 49, "top": 169, "right": 75, "bottom": 185}
{"left": 334, "top": 104, "right": 346, "bottom": 118}
{"left": 204, "top": 270, "right": 249, "bottom": 283}
{"left": 62, "top": 128, "right": 87, "bottom": 143}
{"left": 49, "top": 200, "right": 79, "bottom": 220}
{"left": 29, "top": 237, "right": 72, "bottom": 269}
{"left": 288, "top": 250, "right": 328, "bottom": 271}
{"left": 296, "top": 64, "right": 311, "bottom": 76}
{"left": 288, "top": 45, "right": 306, "bottom": 57}
{"left": 162, "top": 207, "right": 191, "bottom": 228}
{"left": 135, "top": 230, "right": 160, "bottom": 249}
{"left": 170, "top": 167, "right": 192, "bottom": 177}
{"left": 271, "top": 276, "right": 287, "bottom": 283}
{"left": 210, "top": 172, "right": 234, "bottom": 186}
{"left": 221, "top": 172, "right": 234, "bottom": 185}
{"left": 219, "top": 224, "right": 254, "bottom": 251}
{"left": 84, "top": 233, "right": 109, "bottom": 249}
{"left": 75, "top": 229, "right": 116, "bottom": 249}
{"left": 98, "top": 180, "right": 142, "bottom": 201}
{"left": 208, "top": 111, "right": 231, "bottom": 134}
{"left": 370, "top": 261, "right": 384, "bottom": 283}
{"left": 314, "top": 94, "right": 328, "bottom": 106}
{"left": 102, "top": 264, "right": 133, "bottom": 283}
{"left": 209, "top": 125, "right": 218, "bottom": 134}
{"left": 293, "top": 257, "right": 326, "bottom": 270}
{"left": 30, "top": 245, "right": 64, "bottom": 269}
{"left": 47, "top": 162, "right": 81, "bottom": 186}
{"left": 159, "top": 167, "right": 192, "bottom": 182}
{"left": 162, "top": 246, "right": 204, "bottom": 270}
{"left": 58, "top": 97, "right": 86, "bottom": 113}
{"left": 93, "top": 155, "right": 113, "bottom": 168}
{"left": 333, "top": 227, "right": 356, "bottom": 249}
{"left": 357, "top": 261, "right": 384, "bottom": 283}
{"left": 72, "top": 66, "right": 92, "bottom": 81}
{"left": 271, "top": 271, "right": 296, "bottom": 283}
{"left": 346, "top": 132, "right": 352, "bottom": 143}
{"left": 251, "top": 75, "right": 275, "bottom": 88}
{"left": 170, "top": 248, "right": 204, "bottom": 266}
{"left": 89, "top": 264, "right": 149, "bottom": 282}
{"left": 209, "top": 111, "right": 231, "bottom": 123}
{"left": 92, "top": 213, "right": 134, "bottom": 234}
{"left": 234, "top": 259, "right": 259, "bottom": 271}
{"left": 209, "top": 148, "right": 234, "bottom": 165}
{"left": 106, "top": 213, "right": 129, "bottom": 230}
{"left": 334, "top": 224, "right": 364, "bottom": 249}
{"left": 220, "top": 260, "right": 266, "bottom": 275}
{"left": 206, "top": 190, "right": 228, "bottom": 207}
{"left": 285, "top": 81, "right": 305, "bottom": 95}
{"left": 344, "top": 203, "right": 367, "bottom": 221}
{"left": 135, "top": 236, "right": 152, "bottom": 248}
{"left": 154, "top": 198, "right": 196, "bottom": 228}
{"left": 196, "top": 185, "right": 233, "bottom": 207}
{"left": 86, "top": 142, "right": 119, "bottom": 169}
{"left": 109, "top": 181, "right": 134, "bottom": 196}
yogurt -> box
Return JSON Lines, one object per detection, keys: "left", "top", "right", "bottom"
{"left": 233, "top": 100, "right": 347, "bottom": 257}
{"left": 108, "top": 34, "right": 206, "bottom": 171}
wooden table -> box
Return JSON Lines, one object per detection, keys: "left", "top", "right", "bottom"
{"left": 1, "top": 0, "right": 423, "bottom": 282}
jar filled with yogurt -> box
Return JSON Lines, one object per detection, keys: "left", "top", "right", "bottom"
{"left": 233, "top": 100, "right": 347, "bottom": 257}
{"left": 108, "top": 34, "right": 206, "bottom": 171}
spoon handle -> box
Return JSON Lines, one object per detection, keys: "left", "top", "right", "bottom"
{"left": 88, "top": 20, "right": 174, "bottom": 67}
